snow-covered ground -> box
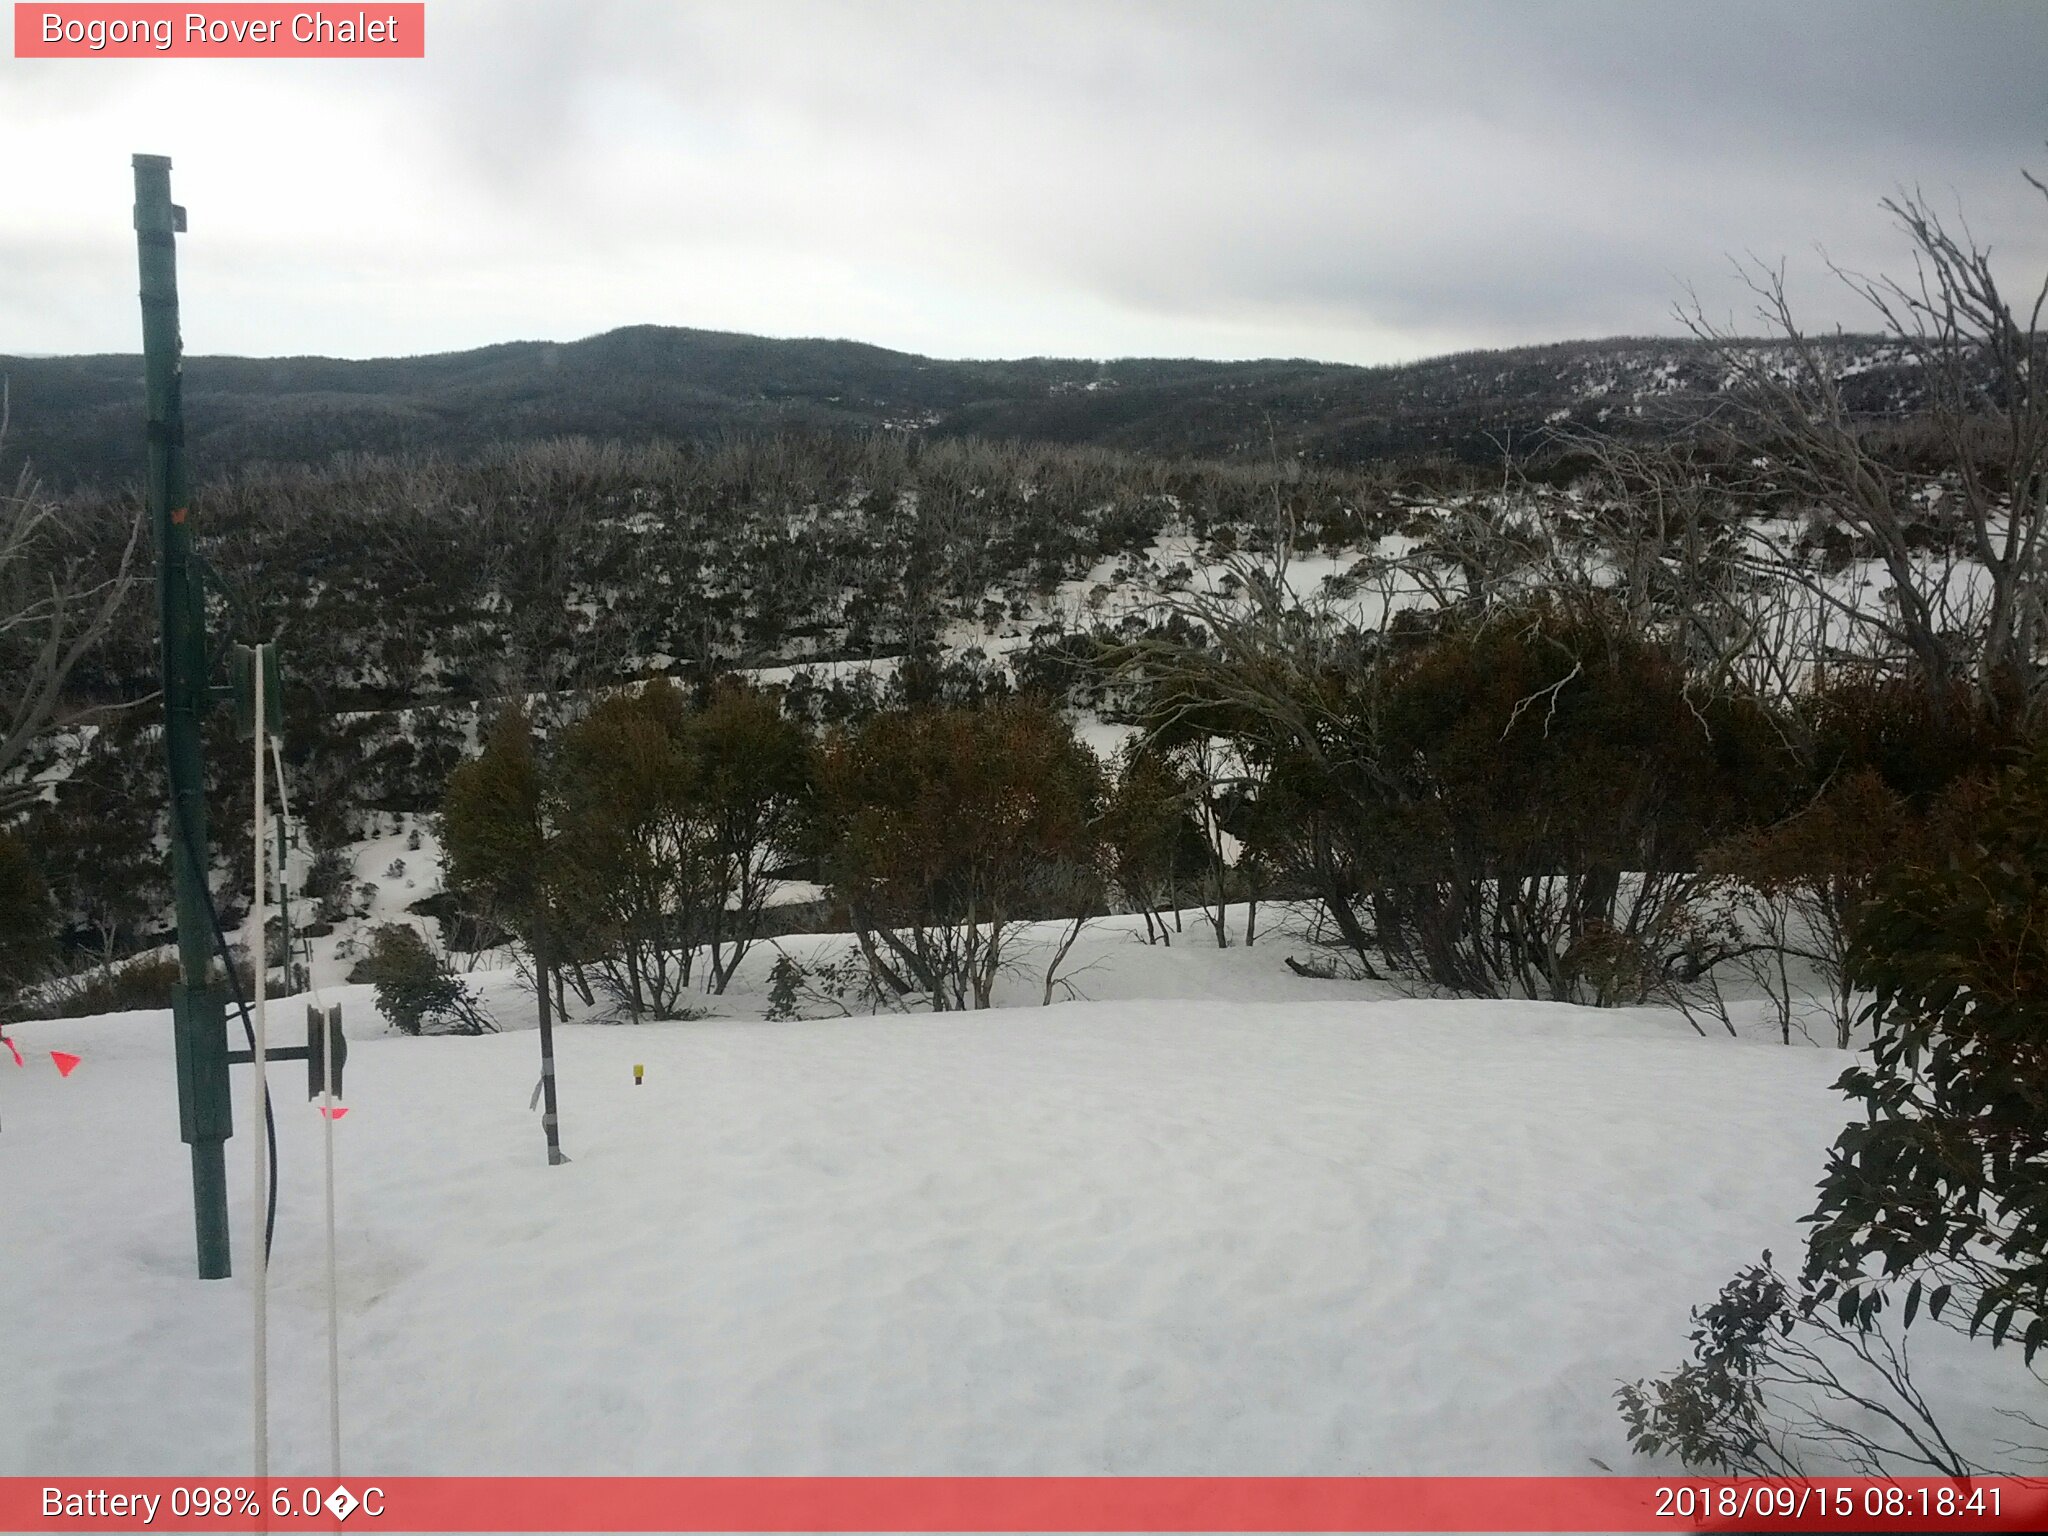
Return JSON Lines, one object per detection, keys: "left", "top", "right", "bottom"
{"left": 1, "top": 914, "right": 2034, "bottom": 1477}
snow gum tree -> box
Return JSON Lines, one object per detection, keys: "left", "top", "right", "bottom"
{"left": 441, "top": 705, "right": 569, "bottom": 1162}
{"left": 688, "top": 682, "right": 813, "bottom": 992}
{"left": 550, "top": 681, "right": 708, "bottom": 1018}
{"left": 1099, "top": 739, "right": 1202, "bottom": 945}
{"left": 818, "top": 698, "right": 1102, "bottom": 1010}
{"left": 549, "top": 678, "right": 811, "bottom": 1014}
{"left": 442, "top": 706, "right": 552, "bottom": 944}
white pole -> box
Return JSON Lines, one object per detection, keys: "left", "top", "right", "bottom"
{"left": 273, "top": 737, "right": 341, "bottom": 1476}
{"left": 321, "top": 998, "right": 340, "bottom": 1475}
{"left": 249, "top": 645, "right": 270, "bottom": 1478}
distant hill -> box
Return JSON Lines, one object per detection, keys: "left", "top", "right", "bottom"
{"left": 0, "top": 324, "right": 1921, "bottom": 488}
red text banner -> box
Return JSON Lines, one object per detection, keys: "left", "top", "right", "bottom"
{"left": 4, "top": 1477, "right": 2048, "bottom": 1533}
{"left": 14, "top": 4, "right": 425, "bottom": 58}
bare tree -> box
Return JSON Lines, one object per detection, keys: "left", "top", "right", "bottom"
{"left": 0, "top": 401, "right": 144, "bottom": 818}
{"left": 1684, "top": 170, "right": 2048, "bottom": 723}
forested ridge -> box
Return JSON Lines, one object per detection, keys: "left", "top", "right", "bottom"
{"left": 0, "top": 324, "right": 1928, "bottom": 489}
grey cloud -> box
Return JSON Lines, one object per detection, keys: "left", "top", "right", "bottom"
{"left": 4, "top": 0, "right": 2044, "bottom": 362}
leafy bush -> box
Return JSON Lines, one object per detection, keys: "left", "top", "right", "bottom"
{"left": 360, "top": 923, "right": 492, "bottom": 1035}
{"left": 37, "top": 954, "right": 183, "bottom": 1020}
{"left": 304, "top": 845, "right": 357, "bottom": 925}
{"left": 1374, "top": 600, "right": 1787, "bottom": 995}
{"left": 764, "top": 953, "right": 804, "bottom": 1021}
{"left": 1806, "top": 743, "right": 2048, "bottom": 1359}
{"left": 442, "top": 707, "right": 554, "bottom": 963}
{"left": 1802, "top": 674, "right": 2013, "bottom": 806}
{"left": 1184, "top": 596, "right": 1789, "bottom": 1000}
{"left": 761, "top": 947, "right": 881, "bottom": 1021}
{"left": 1621, "top": 742, "right": 2048, "bottom": 1478}
{"left": 1616, "top": 1254, "right": 1985, "bottom": 1477}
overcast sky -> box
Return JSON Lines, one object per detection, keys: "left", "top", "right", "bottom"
{"left": 6, "top": 0, "right": 2045, "bottom": 364}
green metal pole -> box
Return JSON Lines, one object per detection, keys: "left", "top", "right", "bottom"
{"left": 135, "top": 153, "right": 233, "bottom": 1280}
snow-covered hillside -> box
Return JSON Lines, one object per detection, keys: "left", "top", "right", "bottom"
{"left": 2, "top": 914, "right": 2033, "bottom": 1477}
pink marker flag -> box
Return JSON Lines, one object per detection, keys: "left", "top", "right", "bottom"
{"left": 1, "top": 1034, "right": 22, "bottom": 1068}
{"left": 50, "top": 1051, "right": 81, "bottom": 1078}
{"left": 320, "top": 1104, "right": 349, "bottom": 1120}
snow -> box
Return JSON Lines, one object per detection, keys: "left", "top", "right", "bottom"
{"left": 293, "top": 812, "right": 445, "bottom": 990}
{"left": 1, "top": 914, "right": 2033, "bottom": 1477}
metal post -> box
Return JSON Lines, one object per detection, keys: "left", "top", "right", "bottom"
{"left": 535, "top": 928, "right": 568, "bottom": 1166}
{"left": 135, "top": 153, "right": 233, "bottom": 1279}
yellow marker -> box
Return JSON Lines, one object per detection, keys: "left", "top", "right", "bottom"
{"left": 633, "top": 1063, "right": 644, "bottom": 1086}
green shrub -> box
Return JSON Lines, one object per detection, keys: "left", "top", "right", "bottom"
{"left": 1620, "top": 741, "right": 2048, "bottom": 1478}
{"left": 1616, "top": 1254, "right": 1982, "bottom": 1477}
{"left": 1243, "top": 597, "right": 1789, "bottom": 1000}
{"left": 360, "top": 923, "right": 492, "bottom": 1035}
{"left": 39, "top": 954, "right": 183, "bottom": 1019}
{"left": 1802, "top": 673, "right": 2014, "bottom": 805}
{"left": 1806, "top": 743, "right": 2048, "bottom": 1357}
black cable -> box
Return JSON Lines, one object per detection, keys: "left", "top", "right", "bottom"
{"left": 169, "top": 785, "right": 279, "bottom": 1264}
{"left": 177, "top": 567, "right": 282, "bottom": 1261}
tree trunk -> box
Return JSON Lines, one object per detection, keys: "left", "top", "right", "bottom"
{"left": 534, "top": 940, "right": 568, "bottom": 1166}
{"left": 567, "top": 959, "right": 597, "bottom": 1008}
